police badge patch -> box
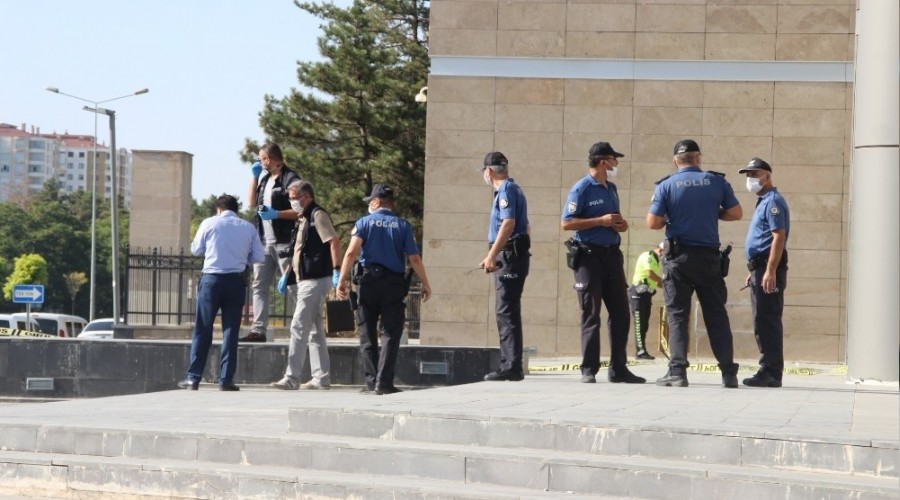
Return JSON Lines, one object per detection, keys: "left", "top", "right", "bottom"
{"left": 499, "top": 198, "right": 509, "bottom": 208}
{"left": 770, "top": 206, "right": 780, "bottom": 215}
{"left": 567, "top": 201, "right": 577, "bottom": 214}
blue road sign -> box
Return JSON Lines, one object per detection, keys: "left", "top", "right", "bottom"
{"left": 12, "top": 284, "right": 44, "bottom": 304}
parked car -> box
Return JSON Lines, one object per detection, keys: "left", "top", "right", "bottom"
{"left": 0, "top": 314, "right": 41, "bottom": 332}
{"left": 12, "top": 312, "right": 86, "bottom": 337}
{"left": 77, "top": 318, "right": 117, "bottom": 340}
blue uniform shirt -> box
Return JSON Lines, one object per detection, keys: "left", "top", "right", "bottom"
{"left": 745, "top": 187, "right": 790, "bottom": 259}
{"left": 649, "top": 167, "right": 740, "bottom": 248}
{"left": 562, "top": 175, "right": 622, "bottom": 246}
{"left": 352, "top": 208, "right": 419, "bottom": 274}
{"left": 192, "top": 211, "right": 265, "bottom": 273}
{"left": 488, "top": 178, "right": 529, "bottom": 244}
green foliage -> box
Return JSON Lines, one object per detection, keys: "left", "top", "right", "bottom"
{"left": 244, "top": 0, "right": 429, "bottom": 241}
{"left": 2, "top": 254, "right": 49, "bottom": 301}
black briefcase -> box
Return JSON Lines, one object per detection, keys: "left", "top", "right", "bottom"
{"left": 326, "top": 299, "right": 355, "bottom": 333}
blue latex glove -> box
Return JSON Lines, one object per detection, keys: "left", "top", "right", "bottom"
{"left": 277, "top": 274, "right": 288, "bottom": 295}
{"left": 251, "top": 161, "right": 262, "bottom": 179}
{"left": 332, "top": 269, "right": 340, "bottom": 288}
{"left": 258, "top": 205, "right": 278, "bottom": 221}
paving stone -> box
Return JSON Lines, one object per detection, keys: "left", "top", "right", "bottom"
{"left": 630, "top": 430, "right": 742, "bottom": 465}
{"left": 465, "top": 457, "right": 549, "bottom": 490}
{"left": 126, "top": 432, "right": 197, "bottom": 461}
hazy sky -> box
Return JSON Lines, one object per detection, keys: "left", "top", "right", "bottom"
{"left": 2, "top": 0, "right": 352, "bottom": 202}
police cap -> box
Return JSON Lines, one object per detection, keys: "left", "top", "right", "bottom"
{"left": 362, "top": 183, "right": 396, "bottom": 202}
{"left": 483, "top": 152, "right": 509, "bottom": 169}
{"left": 589, "top": 141, "right": 624, "bottom": 158}
{"left": 738, "top": 157, "right": 772, "bottom": 174}
{"left": 673, "top": 139, "right": 701, "bottom": 155}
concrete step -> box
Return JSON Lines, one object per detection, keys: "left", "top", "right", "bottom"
{"left": 0, "top": 425, "right": 896, "bottom": 499}
{"left": 0, "top": 450, "right": 614, "bottom": 500}
{"left": 287, "top": 406, "right": 899, "bottom": 480}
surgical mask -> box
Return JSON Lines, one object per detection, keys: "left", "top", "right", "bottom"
{"left": 746, "top": 177, "right": 763, "bottom": 194}
{"left": 368, "top": 203, "right": 377, "bottom": 214}
{"left": 483, "top": 169, "right": 493, "bottom": 187}
{"left": 289, "top": 200, "right": 302, "bottom": 213}
{"left": 607, "top": 166, "right": 618, "bottom": 179}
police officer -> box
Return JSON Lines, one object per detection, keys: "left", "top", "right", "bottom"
{"left": 647, "top": 139, "right": 743, "bottom": 388}
{"left": 480, "top": 152, "right": 530, "bottom": 382}
{"left": 562, "top": 141, "right": 645, "bottom": 384}
{"left": 336, "top": 183, "right": 432, "bottom": 395}
{"left": 629, "top": 242, "right": 664, "bottom": 360}
{"left": 740, "top": 158, "right": 790, "bottom": 388}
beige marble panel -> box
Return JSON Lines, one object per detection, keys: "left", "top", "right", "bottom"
{"left": 563, "top": 106, "right": 634, "bottom": 134}
{"left": 783, "top": 277, "right": 841, "bottom": 307}
{"left": 507, "top": 158, "right": 562, "bottom": 188}
{"left": 567, "top": 3, "right": 636, "bottom": 31}
{"left": 429, "top": 29, "right": 497, "bottom": 57}
{"left": 557, "top": 294, "right": 581, "bottom": 327}
{"left": 634, "top": 81, "right": 704, "bottom": 108}
{"left": 423, "top": 239, "right": 489, "bottom": 268}
{"left": 783, "top": 333, "right": 842, "bottom": 363}
{"left": 773, "top": 137, "right": 845, "bottom": 166}
{"left": 563, "top": 133, "right": 633, "bottom": 162}
{"left": 635, "top": 33, "right": 705, "bottom": 59}
{"left": 702, "top": 108, "right": 774, "bottom": 137}
{"left": 705, "top": 33, "right": 776, "bottom": 60}
{"left": 423, "top": 211, "right": 489, "bottom": 241}
{"left": 496, "top": 78, "right": 565, "bottom": 105}
{"left": 523, "top": 269, "right": 560, "bottom": 299}
{"left": 773, "top": 82, "right": 847, "bottom": 110}
{"left": 421, "top": 293, "right": 491, "bottom": 323}
{"left": 565, "top": 80, "right": 635, "bottom": 107}
{"left": 786, "top": 221, "right": 842, "bottom": 251}
{"left": 776, "top": 5, "right": 852, "bottom": 34}
{"left": 765, "top": 0, "right": 853, "bottom": 5}
{"left": 495, "top": 131, "right": 563, "bottom": 161}
{"left": 529, "top": 187, "right": 566, "bottom": 217}
{"left": 426, "top": 130, "right": 497, "bottom": 159}
{"left": 499, "top": 2, "right": 567, "bottom": 31}
{"left": 703, "top": 82, "right": 774, "bottom": 110}
{"left": 497, "top": 30, "right": 566, "bottom": 57}
{"left": 428, "top": 77, "right": 496, "bottom": 105}
{"left": 426, "top": 183, "right": 494, "bottom": 214}
{"left": 636, "top": 4, "right": 706, "bottom": 32}
{"left": 524, "top": 325, "right": 559, "bottom": 359}
{"left": 420, "top": 321, "right": 490, "bottom": 348}
{"left": 633, "top": 107, "right": 703, "bottom": 136}
{"left": 556, "top": 326, "right": 582, "bottom": 357}
{"left": 775, "top": 34, "right": 851, "bottom": 61}
{"left": 426, "top": 157, "right": 493, "bottom": 187}
{"left": 706, "top": 5, "right": 777, "bottom": 33}
{"left": 529, "top": 241, "right": 560, "bottom": 271}
{"left": 561, "top": 160, "right": 591, "bottom": 188}
{"left": 774, "top": 165, "right": 844, "bottom": 195}
{"left": 495, "top": 104, "right": 564, "bottom": 133}
{"left": 786, "top": 249, "right": 842, "bottom": 279}
{"left": 566, "top": 32, "right": 636, "bottom": 58}
{"left": 774, "top": 109, "right": 846, "bottom": 138}
{"left": 521, "top": 296, "right": 558, "bottom": 325}
{"left": 630, "top": 134, "right": 687, "bottom": 163}
{"left": 430, "top": 1, "right": 498, "bottom": 30}
{"left": 701, "top": 136, "right": 773, "bottom": 164}
{"left": 426, "top": 265, "right": 492, "bottom": 297}
{"left": 426, "top": 102, "right": 495, "bottom": 132}
{"left": 787, "top": 193, "right": 843, "bottom": 222}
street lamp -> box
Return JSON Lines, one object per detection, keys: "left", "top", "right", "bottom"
{"left": 46, "top": 87, "right": 148, "bottom": 322}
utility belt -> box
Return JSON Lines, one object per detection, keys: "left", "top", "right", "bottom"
{"left": 564, "top": 238, "right": 619, "bottom": 270}
{"left": 664, "top": 238, "right": 732, "bottom": 277}
{"left": 630, "top": 280, "right": 655, "bottom": 295}
{"left": 747, "top": 250, "right": 788, "bottom": 272}
{"left": 497, "top": 234, "right": 531, "bottom": 258}
{"left": 350, "top": 261, "right": 413, "bottom": 298}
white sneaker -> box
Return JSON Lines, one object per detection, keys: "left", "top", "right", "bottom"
{"left": 300, "top": 380, "right": 330, "bottom": 390}
{"left": 271, "top": 377, "right": 298, "bottom": 390}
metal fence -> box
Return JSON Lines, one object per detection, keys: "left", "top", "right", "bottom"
{"left": 124, "top": 246, "right": 421, "bottom": 337}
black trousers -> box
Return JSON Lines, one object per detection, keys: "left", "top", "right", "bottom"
{"left": 628, "top": 286, "right": 654, "bottom": 354}
{"left": 494, "top": 247, "right": 530, "bottom": 374}
{"left": 750, "top": 259, "right": 788, "bottom": 380}
{"left": 663, "top": 248, "right": 738, "bottom": 376}
{"left": 574, "top": 248, "right": 630, "bottom": 375}
{"left": 356, "top": 273, "right": 407, "bottom": 389}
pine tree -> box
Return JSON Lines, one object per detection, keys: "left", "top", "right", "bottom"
{"left": 246, "top": 0, "right": 429, "bottom": 239}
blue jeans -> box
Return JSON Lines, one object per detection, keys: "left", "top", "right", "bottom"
{"left": 186, "top": 273, "right": 245, "bottom": 385}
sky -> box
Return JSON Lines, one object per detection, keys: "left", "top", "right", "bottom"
{"left": 2, "top": 0, "right": 352, "bottom": 202}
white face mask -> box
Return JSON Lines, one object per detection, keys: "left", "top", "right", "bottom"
{"left": 746, "top": 177, "right": 763, "bottom": 194}
{"left": 368, "top": 202, "right": 378, "bottom": 214}
{"left": 290, "top": 200, "right": 302, "bottom": 213}
{"left": 607, "top": 166, "right": 618, "bottom": 179}
{"left": 483, "top": 169, "right": 493, "bottom": 187}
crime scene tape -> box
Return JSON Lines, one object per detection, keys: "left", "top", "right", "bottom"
{"left": 528, "top": 361, "right": 840, "bottom": 376}
{"left": 0, "top": 327, "right": 55, "bottom": 338}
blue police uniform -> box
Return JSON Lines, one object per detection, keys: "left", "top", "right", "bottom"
{"left": 649, "top": 166, "right": 740, "bottom": 381}
{"left": 351, "top": 208, "right": 419, "bottom": 391}
{"left": 745, "top": 187, "right": 790, "bottom": 382}
{"left": 562, "top": 175, "right": 632, "bottom": 378}
{"left": 488, "top": 178, "right": 530, "bottom": 377}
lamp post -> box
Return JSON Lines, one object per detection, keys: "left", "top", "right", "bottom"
{"left": 46, "top": 87, "right": 148, "bottom": 322}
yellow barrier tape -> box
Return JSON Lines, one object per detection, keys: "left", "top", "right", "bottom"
{"left": 0, "top": 327, "right": 55, "bottom": 338}
{"left": 529, "top": 361, "right": 844, "bottom": 376}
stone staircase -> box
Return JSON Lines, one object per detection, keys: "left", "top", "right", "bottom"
{"left": 0, "top": 402, "right": 895, "bottom": 499}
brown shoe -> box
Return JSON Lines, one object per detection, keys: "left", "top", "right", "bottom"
{"left": 239, "top": 332, "right": 266, "bottom": 343}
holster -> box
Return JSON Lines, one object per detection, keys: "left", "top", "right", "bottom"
{"left": 504, "top": 234, "right": 531, "bottom": 258}
{"left": 564, "top": 238, "right": 581, "bottom": 270}
{"left": 720, "top": 244, "right": 732, "bottom": 277}
{"left": 351, "top": 261, "right": 365, "bottom": 285}
{"left": 663, "top": 237, "right": 681, "bottom": 259}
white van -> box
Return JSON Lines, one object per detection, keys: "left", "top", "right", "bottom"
{"left": 0, "top": 314, "right": 41, "bottom": 332}
{"left": 15, "top": 313, "right": 87, "bottom": 337}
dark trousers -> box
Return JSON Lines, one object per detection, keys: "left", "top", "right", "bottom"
{"left": 663, "top": 248, "right": 737, "bottom": 376}
{"left": 187, "top": 273, "right": 245, "bottom": 385}
{"left": 750, "top": 261, "right": 787, "bottom": 380}
{"left": 494, "top": 248, "right": 530, "bottom": 374}
{"left": 628, "top": 287, "right": 653, "bottom": 354}
{"left": 574, "top": 249, "right": 630, "bottom": 375}
{"left": 356, "top": 273, "right": 407, "bottom": 389}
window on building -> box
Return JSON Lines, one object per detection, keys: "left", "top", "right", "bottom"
{"left": 67, "top": 151, "right": 74, "bottom": 157}
{"left": 67, "top": 162, "right": 74, "bottom": 169}
{"left": 79, "top": 163, "right": 85, "bottom": 170}
{"left": 28, "top": 140, "right": 44, "bottom": 149}
{"left": 78, "top": 174, "right": 84, "bottom": 181}
{"left": 67, "top": 174, "right": 73, "bottom": 180}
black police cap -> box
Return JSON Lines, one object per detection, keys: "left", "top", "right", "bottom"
{"left": 589, "top": 141, "right": 624, "bottom": 158}
{"left": 362, "top": 183, "right": 396, "bottom": 202}
{"left": 738, "top": 157, "right": 772, "bottom": 174}
{"left": 673, "top": 139, "right": 701, "bottom": 155}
